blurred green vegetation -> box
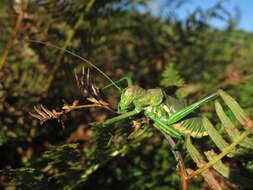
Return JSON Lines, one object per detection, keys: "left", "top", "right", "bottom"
{"left": 1, "top": 0, "right": 253, "bottom": 189}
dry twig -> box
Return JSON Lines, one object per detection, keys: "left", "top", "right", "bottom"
{"left": 30, "top": 67, "right": 115, "bottom": 126}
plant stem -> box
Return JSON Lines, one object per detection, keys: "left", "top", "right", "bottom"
{"left": 161, "top": 132, "right": 189, "bottom": 190}
{"left": 0, "top": 2, "right": 28, "bottom": 69}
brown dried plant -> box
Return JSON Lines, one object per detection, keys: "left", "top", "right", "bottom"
{"left": 29, "top": 67, "right": 115, "bottom": 126}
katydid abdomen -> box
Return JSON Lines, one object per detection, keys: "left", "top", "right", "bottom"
{"left": 144, "top": 95, "right": 207, "bottom": 138}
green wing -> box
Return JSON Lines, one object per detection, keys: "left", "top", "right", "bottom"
{"left": 163, "top": 96, "right": 207, "bottom": 137}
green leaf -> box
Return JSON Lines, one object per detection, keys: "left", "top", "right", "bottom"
{"left": 203, "top": 117, "right": 233, "bottom": 157}
{"left": 186, "top": 136, "right": 205, "bottom": 166}
{"left": 204, "top": 150, "right": 230, "bottom": 178}
{"left": 160, "top": 62, "right": 184, "bottom": 88}
{"left": 218, "top": 90, "right": 249, "bottom": 125}
{"left": 186, "top": 137, "right": 223, "bottom": 190}
{"left": 215, "top": 100, "right": 253, "bottom": 149}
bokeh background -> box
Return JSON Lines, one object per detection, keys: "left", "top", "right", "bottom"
{"left": 1, "top": 0, "right": 253, "bottom": 189}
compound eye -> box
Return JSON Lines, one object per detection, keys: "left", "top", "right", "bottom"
{"left": 124, "top": 88, "right": 133, "bottom": 97}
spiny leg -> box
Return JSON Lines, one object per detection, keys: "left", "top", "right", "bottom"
{"left": 102, "top": 109, "right": 140, "bottom": 127}
{"left": 167, "top": 92, "right": 220, "bottom": 126}
{"left": 101, "top": 109, "right": 141, "bottom": 146}
{"left": 153, "top": 120, "right": 183, "bottom": 139}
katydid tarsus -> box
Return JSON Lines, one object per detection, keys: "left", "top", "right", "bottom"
{"left": 29, "top": 41, "right": 220, "bottom": 139}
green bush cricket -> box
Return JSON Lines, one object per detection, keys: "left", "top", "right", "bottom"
{"left": 29, "top": 41, "right": 219, "bottom": 139}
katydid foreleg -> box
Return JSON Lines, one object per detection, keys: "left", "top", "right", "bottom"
{"left": 102, "top": 109, "right": 141, "bottom": 127}
{"left": 102, "top": 76, "right": 133, "bottom": 91}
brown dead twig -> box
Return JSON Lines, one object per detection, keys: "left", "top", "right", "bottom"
{"left": 29, "top": 67, "right": 115, "bottom": 126}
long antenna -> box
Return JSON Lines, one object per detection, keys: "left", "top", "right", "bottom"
{"left": 27, "top": 40, "right": 122, "bottom": 91}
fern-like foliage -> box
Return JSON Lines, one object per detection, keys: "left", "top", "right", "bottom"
{"left": 160, "top": 62, "right": 184, "bottom": 88}
{"left": 4, "top": 143, "right": 83, "bottom": 189}
{"left": 186, "top": 90, "right": 253, "bottom": 189}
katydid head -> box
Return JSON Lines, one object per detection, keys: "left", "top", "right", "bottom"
{"left": 118, "top": 86, "right": 165, "bottom": 113}
{"left": 118, "top": 85, "right": 145, "bottom": 113}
